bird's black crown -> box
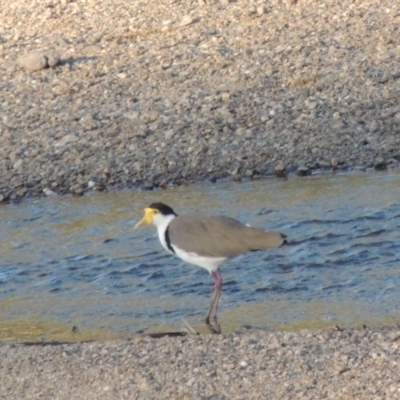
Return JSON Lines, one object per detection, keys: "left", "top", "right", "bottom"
{"left": 149, "top": 202, "right": 177, "bottom": 216}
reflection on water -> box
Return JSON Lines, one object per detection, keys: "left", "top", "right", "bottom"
{"left": 0, "top": 171, "right": 400, "bottom": 341}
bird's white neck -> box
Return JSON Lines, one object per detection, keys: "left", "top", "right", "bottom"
{"left": 154, "top": 213, "right": 176, "bottom": 253}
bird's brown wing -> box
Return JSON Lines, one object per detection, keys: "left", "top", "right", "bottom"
{"left": 168, "top": 214, "right": 285, "bottom": 258}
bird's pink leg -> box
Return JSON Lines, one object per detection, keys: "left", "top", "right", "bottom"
{"left": 205, "top": 270, "right": 223, "bottom": 325}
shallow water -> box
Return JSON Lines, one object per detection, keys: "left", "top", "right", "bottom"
{"left": 1, "top": 171, "right": 399, "bottom": 341}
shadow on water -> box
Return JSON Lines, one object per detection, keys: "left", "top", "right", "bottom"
{"left": 0, "top": 170, "right": 400, "bottom": 341}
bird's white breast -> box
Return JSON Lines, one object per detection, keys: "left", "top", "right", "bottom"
{"left": 171, "top": 245, "right": 227, "bottom": 273}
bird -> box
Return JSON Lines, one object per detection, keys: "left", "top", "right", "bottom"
{"left": 135, "top": 202, "right": 286, "bottom": 326}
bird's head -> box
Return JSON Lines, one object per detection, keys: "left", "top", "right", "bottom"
{"left": 135, "top": 202, "right": 177, "bottom": 228}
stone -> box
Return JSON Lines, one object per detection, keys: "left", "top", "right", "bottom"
{"left": 374, "top": 159, "right": 387, "bottom": 171}
{"left": 43, "top": 188, "right": 57, "bottom": 196}
{"left": 12, "top": 159, "right": 23, "bottom": 170}
{"left": 180, "top": 15, "right": 194, "bottom": 27}
{"left": 55, "top": 134, "right": 79, "bottom": 147}
{"left": 46, "top": 53, "right": 60, "bottom": 67}
{"left": 17, "top": 52, "right": 48, "bottom": 71}
{"left": 256, "top": 5, "right": 267, "bottom": 15}
{"left": 142, "top": 183, "right": 154, "bottom": 191}
{"left": 73, "top": 187, "right": 84, "bottom": 196}
{"left": 17, "top": 52, "right": 60, "bottom": 71}
{"left": 297, "top": 165, "right": 310, "bottom": 176}
{"left": 231, "top": 174, "right": 242, "bottom": 182}
{"left": 164, "top": 129, "right": 175, "bottom": 140}
{"left": 274, "top": 162, "right": 286, "bottom": 178}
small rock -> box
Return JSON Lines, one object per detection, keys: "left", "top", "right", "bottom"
{"left": 231, "top": 174, "right": 242, "bottom": 182}
{"left": 180, "top": 15, "right": 194, "bottom": 27}
{"left": 164, "top": 129, "right": 175, "bottom": 140}
{"left": 73, "top": 187, "right": 84, "bottom": 197}
{"left": 55, "top": 134, "right": 79, "bottom": 147}
{"left": 17, "top": 52, "right": 60, "bottom": 72}
{"left": 124, "top": 111, "right": 141, "bottom": 121}
{"left": 17, "top": 52, "right": 48, "bottom": 71}
{"left": 264, "top": 63, "right": 274, "bottom": 77}
{"left": 374, "top": 159, "right": 387, "bottom": 171}
{"left": 159, "top": 180, "right": 168, "bottom": 189}
{"left": 43, "top": 188, "right": 57, "bottom": 196}
{"left": 142, "top": 183, "right": 154, "bottom": 191}
{"left": 297, "top": 165, "right": 310, "bottom": 176}
{"left": 389, "top": 331, "right": 400, "bottom": 341}
{"left": 46, "top": 53, "right": 60, "bottom": 67}
{"left": 315, "top": 160, "right": 331, "bottom": 169}
{"left": 331, "top": 158, "right": 339, "bottom": 168}
{"left": 16, "top": 188, "right": 27, "bottom": 197}
{"left": 274, "top": 162, "right": 286, "bottom": 178}
{"left": 161, "top": 59, "right": 172, "bottom": 70}
{"left": 221, "top": 92, "right": 230, "bottom": 102}
{"left": 12, "top": 159, "right": 23, "bottom": 170}
{"left": 256, "top": 5, "right": 267, "bottom": 15}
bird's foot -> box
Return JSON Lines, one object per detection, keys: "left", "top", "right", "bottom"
{"left": 205, "top": 317, "right": 221, "bottom": 334}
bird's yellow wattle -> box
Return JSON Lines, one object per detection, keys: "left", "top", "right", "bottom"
{"left": 135, "top": 207, "right": 156, "bottom": 228}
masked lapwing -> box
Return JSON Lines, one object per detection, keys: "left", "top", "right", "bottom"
{"left": 135, "top": 202, "right": 286, "bottom": 326}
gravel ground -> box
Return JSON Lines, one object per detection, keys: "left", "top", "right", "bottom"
{"left": 1, "top": 327, "right": 400, "bottom": 399}
{"left": 1, "top": 0, "right": 400, "bottom": 201}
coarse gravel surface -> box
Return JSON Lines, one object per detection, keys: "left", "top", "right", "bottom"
{"left": 1, "top": 0, "right": 400, "bottom": 201}
{"left": 1, "top": 327, "right": 400, "bottom": 399}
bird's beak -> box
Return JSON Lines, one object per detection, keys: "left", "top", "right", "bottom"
{"left": 134, "top": 208, "right": 153, "bottom": 229}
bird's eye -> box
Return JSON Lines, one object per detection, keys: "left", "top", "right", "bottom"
{"left": 154, "top": 210, "right": 159, "bottom": 214}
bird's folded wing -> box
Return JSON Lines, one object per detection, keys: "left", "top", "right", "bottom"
{"left": 169, "top": 214, "right": 285, "bottom": 258}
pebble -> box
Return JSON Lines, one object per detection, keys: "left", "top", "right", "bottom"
{"left": 142, "top": 183, "right": 154, "bottom": 191}
{"left": 274, "top": 162, "right": 287, "bottom": 178}
{"left": 374, "top": 159, "right": 387, "bottom": 171}
{"left": 256, "top": 5, "right": 267, "bottom": 15}
{"left": 180, "top": 15, "right": 195, "bottom": 27}
{"left": 43, "top": 188, "right": 57, "bottom": 196}
{"left": 72, "top": 187, "right": 84, "bottom": 196}
{"left": 55, "top": 134, "right": 79, "bottom": 147}
{"left": 297, "top": 165, "right": 310, "bottom": 177}
{"left": 17, "top": 52, "right": 60, "bottom": 71}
